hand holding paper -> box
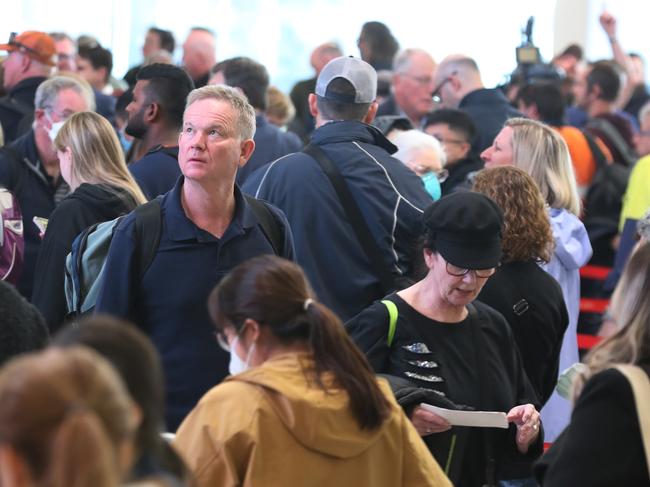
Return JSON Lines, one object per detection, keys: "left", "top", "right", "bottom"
{"left": 420, "top": 403, "right": 508, "bottom": 429}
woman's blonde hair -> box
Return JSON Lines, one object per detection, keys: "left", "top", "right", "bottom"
{"left": 0, "top": 346, "right": 136, "bottom": 487}
{"left": 473, "top": 166, "right": 554, "bottom": 263}
{"left": 573, "top": 242, "right": 650, "bottom": 399}
{"left": 54, "top": 112, "right": 146, "bottom": 205}
{"left": 505, "top": 118, "right": 581, "bottom": 215}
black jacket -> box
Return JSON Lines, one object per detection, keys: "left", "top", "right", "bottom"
{"left": 0, "top": 76, "right": 46, "bottom": 143}
{"left": 0, "top": 130, "right": 68, "bottom": 299}
{"left": 478, "top": 260, "right": 569, "bottom": 406}
{"left": 440, "top": 153, "right": 484, "bottom": 196}
{"left": 31, "top": 183, "right": 138, "bottom": 331}
{"left": 535, "top": 365, "right": 650, "bottom": 486}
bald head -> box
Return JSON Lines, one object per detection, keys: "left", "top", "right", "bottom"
{"left": 182, "top": 28, "right": 216, "bottom": 81}
{"left": 434, "top": 54, "right": 484, "bottom": 108}
{"left": 310, "top": 42, "right": 343, "bottom": 75}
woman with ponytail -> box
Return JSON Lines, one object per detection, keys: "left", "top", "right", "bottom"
{"left": 174, "top": 255, "right": 450, "bottom": 487}
{"left": 0, "top": 347, "right": 138, "bottom": 487}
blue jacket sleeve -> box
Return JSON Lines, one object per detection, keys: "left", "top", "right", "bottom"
{"left": 94, "top": 216, "right": 138, "bottom": 321}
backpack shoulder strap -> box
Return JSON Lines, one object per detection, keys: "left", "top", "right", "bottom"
{"left": 586, "top": 118, "right": 637, "bottom": 167}
{"left": 612, "top": 364, "right": 650, "bottom": 475}
{"left": 243, "top": 194, "right": 284, "bottom": 255}
{"left": 581, "top": 129, "right": 609, "bottom": 170}
{"left": 381, "top": 299, "right": 398, "bottom": 346}
{"left": 133, "top": 197, "right": 163, "bottom": 279}
{"left": 303, "top": 143, "right": 396, "bottom": 294}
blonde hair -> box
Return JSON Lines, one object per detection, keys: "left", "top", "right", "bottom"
{"left": 54, "top": 112, "right": 146, "bottom": 205}
{"left": 573, "top": 242, "right": 650, "bottom": 399}
{"left": 505, "top": 118, "right": 581, "bottom": 215}
{"left": 0, "top": 347, "right": 135, "bottom": 487}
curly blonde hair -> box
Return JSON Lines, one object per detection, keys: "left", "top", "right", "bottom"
{"left": 473, "top": 166, "right": 554, "bottom": 263}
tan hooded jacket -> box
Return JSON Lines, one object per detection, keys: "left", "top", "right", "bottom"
{"left": 174, "top": 352, "right": 451, "bottom": 487}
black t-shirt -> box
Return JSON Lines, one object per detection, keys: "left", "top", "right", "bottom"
{"left": 346, "top": 293, "right": 542, "bottom": 485}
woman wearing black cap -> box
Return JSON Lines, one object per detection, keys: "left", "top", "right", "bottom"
{"left": 347, "top": 192, "right": 542, "bottom": 487}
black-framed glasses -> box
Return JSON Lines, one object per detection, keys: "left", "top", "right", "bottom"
{"left": 7, "top": 32, "right": 39, "bottom": 56}
{"left": 431, "top": 71, "right": 457, "bottom": 103}
{"left": 446, "top": 261, "right": 498, "bottom": 278}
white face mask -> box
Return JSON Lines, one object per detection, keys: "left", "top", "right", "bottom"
{"left": 45, "top": 113, "right": 66, "bottom": 142}
{"left": 228, "top": 335, "right": 256, "bottom": 375}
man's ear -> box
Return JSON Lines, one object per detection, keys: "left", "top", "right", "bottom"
{"left": 34, "top": 108, "right": 49, "bottom": 129}
{"left": 238, "top": 138, "right": 256, "bottom": 167}
{"left": 144, "top": 102, "right": 160, "bottom": 123}
{"left": 308, "top": 93, "right": 319, "bottom": 118}
{"left": 363, "top": 101, "right": 379, "bottom": 124}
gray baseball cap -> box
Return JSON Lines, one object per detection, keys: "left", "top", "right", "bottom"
{"left": 315, "top": 56, "right": 377, "bottom": 104}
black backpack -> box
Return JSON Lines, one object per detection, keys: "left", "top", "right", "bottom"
{"left": 582, "top": 129, "right": 633, "bottom": 242}
{"left": 64, "top": 195, "right": 285, "bottom": 317}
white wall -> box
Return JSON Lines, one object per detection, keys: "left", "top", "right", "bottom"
{"left": 8, "top": 0, "right": 648, "bottom": 93}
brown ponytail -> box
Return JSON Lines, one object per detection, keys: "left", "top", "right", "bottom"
{"left": 208, "top": 255, "right": 392, "bottom": 430}
{"left": 46, "top": 408, "right": 120, "bottom": 487}
{"left": 0, "top": 347, "right": 135, "bottom": 487}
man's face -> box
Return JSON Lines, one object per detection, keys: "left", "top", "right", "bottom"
{"left": 143, "top": 31, "right": 162, "bottom": 58}
{"left": 2, "top": 51, "right": 25, "bottom": 90}
{"left": 393, "top": 52, "right": 436, "bottom": 122}
{"left": 178, "top": 98, "right": 248, "bottom": 184}
{"left": 572, "top": 65, "right": 591, "bottom": 110}
{"left": 76, "top": 56, "right": 104, "bottom": 90}
{"left": 125, "top": 80, "right": 150, "bottom": 138}
{"left": 55, "top": 38, "right": 76, "bottom": 72}
{"left": 424, "top": 123, "right": 470, "bottom": 166}
{"left": 35, "top": 87, "right": 90, "bottom": 159}
{"left": 634, "top": 115, "right": 650, "bottom": 157}
{"left": 481, "top": 126, "right": 514, "bottom": 168}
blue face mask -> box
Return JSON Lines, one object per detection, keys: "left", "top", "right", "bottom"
{"left": 118, "top": 130, "right": 133, "bottom": 153}
{"left": 421, "top": 171, "right": 441, "bottom": 200}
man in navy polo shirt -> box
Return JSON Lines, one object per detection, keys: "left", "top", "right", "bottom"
{"left": 127, "top": 63, "right": 194, "bottom": 198}
{"left": 96, "top": 85, "right": 294, "bottom": 431}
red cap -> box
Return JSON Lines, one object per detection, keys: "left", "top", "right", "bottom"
{"left": 0, "top": 31, "right": 56, "bottom": 66}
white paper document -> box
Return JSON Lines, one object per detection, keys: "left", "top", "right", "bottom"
{"left": 421, "top": 403, "right": 509, "bottom": 429}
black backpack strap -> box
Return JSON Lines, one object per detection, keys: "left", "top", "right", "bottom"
{"left": 581, "top": 129, "right": 609, "bottom": 170}
{"left": 133, "top": 197, "right": 164, "bottom": 279}
{"left": 303, "top": 143, "right": 396, "bottom": 294}
{"left": 586, "top": 118, "right": 637, "bottom": 167}
{"left": 243, "top": 194, "right": 284, "bottom": 255}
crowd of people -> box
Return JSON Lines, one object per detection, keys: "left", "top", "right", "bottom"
{"left": 0, "top": 10, "right": 649, "bottom": 487}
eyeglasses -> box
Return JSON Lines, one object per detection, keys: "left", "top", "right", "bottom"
{"left": 399, "top": 72, "right": 435, "bottom": 86}
{"left": 446, "top": 261, "right": 498, "bottom": 278}
{"left": 214, "top": 330, "right": 231, "bottom": 352}
{"left": 432, "top": 134, "right": 467, "bottom": 146}
{"left": 7, "top": 32, "right": 40, "bottom": 57}
{"left": 431, "top": 71, "right": 457, "bottom": 103}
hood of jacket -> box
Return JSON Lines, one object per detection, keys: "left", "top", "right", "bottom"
{"left": 228, "top": 352, "right": 390, "bottom": 459}
{"left": 549, "top": 207, "right": 593, "bottom": 270}
{"left": 311, "top": 120, "right": 398, "bottom": 155}
{"left": 67, "top": 183, "right": 138, "bottom": 221}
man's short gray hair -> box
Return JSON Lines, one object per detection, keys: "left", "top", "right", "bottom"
{"left": 34, "top": 75, "right": 96, "bottom": 112}
{"left": 185, "top": 85, "right": 256, "bottom": 140}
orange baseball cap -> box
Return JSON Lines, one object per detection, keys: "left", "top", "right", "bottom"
{"left": 0, "top": 31, "right": 56, "bottom": 66}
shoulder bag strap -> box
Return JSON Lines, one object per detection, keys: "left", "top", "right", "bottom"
{"left": 612, "top": 364, "right": 650, "bottom": 476}
{"left": 303, "top": 143, "right": 396, "bottom": 294}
